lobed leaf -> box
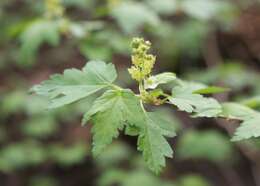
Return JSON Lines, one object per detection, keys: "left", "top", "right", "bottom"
{"left": 83, "top": 89, "right": 143, "bottom": 156}
{"left": 220, "top": 103, "right": 257, "bottom": 120}
{"left": 137, "top": 111, "right": 176, "bottom": 174}
{"left": 232, "top": 116, "right": 260, "bottom": 141}
{"left": 220, "top": 103, "right": 260, "bottom": 141}
{"left": 31, "top": 61, "right": 117, "bottom": 108}
{"left": 169, "top": 83, "right": 222, "bottom": 117}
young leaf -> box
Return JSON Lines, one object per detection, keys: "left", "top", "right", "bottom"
{"left": 83, "top": 89, "right": 143, "bottom": 156}
{"left": 137, "top": 111, "right": 176, "bottom": 174}
{"left": 241, "top": 96, "right": 260, "bottom": 109}
{"left": 144, "top": 72, "right": 176, "bottom": 89}
{"left": 169, "top": 83, "right": 222, "bottom": 117}
{"left": 31, "top": 61, "right": 117, "bottom": 108}
{"left": 193, "top": 86, "right": 229, "bottom": 94}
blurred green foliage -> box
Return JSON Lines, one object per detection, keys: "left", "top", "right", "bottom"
{"left": 177, "top": 130, "right": 234, "bottom": 162}
{"left": 1, "top": 0, "right": 260, "bottom": 185}
{"left": 97, "top": 143, "right": 212, "bottom": 186}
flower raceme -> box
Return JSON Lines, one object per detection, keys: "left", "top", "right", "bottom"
{"left": 128, "top": 37, "right": 156, "bottom": 82}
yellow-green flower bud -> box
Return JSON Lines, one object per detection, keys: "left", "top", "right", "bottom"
{"left": 128, "top": 66, "right": 142, "bottom": 82}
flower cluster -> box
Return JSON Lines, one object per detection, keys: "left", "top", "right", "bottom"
{"left": 45, "top": 0, "right": 64, "bottom": 18}
{"left": 128, "top": 38, "right": 156, "bottom": 82}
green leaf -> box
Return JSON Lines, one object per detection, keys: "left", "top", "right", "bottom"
{"left": 19, "top": 19, "right": 60, "bottom": 65}
{"left": 220, "top": 103, "right": 257, "bottom": 120}
{"left": 241, "top": 96, "right": 260, "bottom": 109}
{"left": 31, "top": 61, "right": 117, "bottom": 108}
{"left": 144, "top": 72, "right": 176, "bottom": 89}
{"left": 232, "top": 116, "right": 260, "bottom": 141}
{"left": 153, "top": 108, "right": 181, "bottom": 132}
{"left": 145, "top": 0, "right": 177, "bottom": 15}
{"left": 169, "top": 83, "right": 222, "bottom": 117}
{"left": 83, "top": 89, "right": 143, "bottom": 156}
{"left": 137, "top": 111, "right": 176, "bottom": 174}
{"left": 220, "top": 103, "right": 260, "bottom": 141}
{"left": 176, "top": 80, "right": 208, "bottom": 92}
{"left": 193, "top": 86, "right": 230, "bottom": 94}
{"left": 147, "top": 112, "right": 177, "bottom": 138}
{"left": 111, "top": 1, "right": 159, "bottom": 34}
{"left": 182, "top": 0, "right": 230, "bottom": 20}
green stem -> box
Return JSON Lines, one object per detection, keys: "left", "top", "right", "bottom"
{"left": 138, "top": 78, "right": 149, "bottom": 97}
{"left": 138, "top": 79, "right": 148, "bottom": 114}
{"left": 162, "top": 93, "right": 171, "bottom": 102}
{"left": 140, "top": 99, "right": 148, "bottom": 117}
{"left": 107, "top": 83, "right": 123, "bottom": 91}
{"left": 138, "top": 80, "right": 144, "bottom": 92}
